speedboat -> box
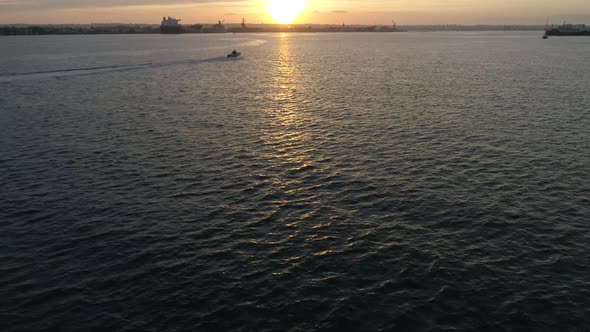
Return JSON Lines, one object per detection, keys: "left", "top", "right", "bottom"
{"left": 227, "top": 51, "right": 241, "bottom": 58}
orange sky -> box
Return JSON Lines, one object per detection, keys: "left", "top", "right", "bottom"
{"left": 0, "top": 0, "right": 589, "bottom": 25}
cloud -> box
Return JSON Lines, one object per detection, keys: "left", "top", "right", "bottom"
{"left": 0, "top": 0, "right": 247, "bottom": 10}
{"left": 2, "top": 0, "right": 590, "bottom": 24}
{"left": 0, "top": 0, "right": 33, "bottom": 5}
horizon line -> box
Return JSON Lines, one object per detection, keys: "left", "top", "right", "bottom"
{"left": 0, "top": 22, "right": 558, "bottom": 26}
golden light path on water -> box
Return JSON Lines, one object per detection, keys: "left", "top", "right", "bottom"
{"left": 259, "top": 34, "right": 334, "bottom": 276}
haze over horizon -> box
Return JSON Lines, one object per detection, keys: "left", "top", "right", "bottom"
{"left": 0, "top": 0, "right": 589, "bottom": 25}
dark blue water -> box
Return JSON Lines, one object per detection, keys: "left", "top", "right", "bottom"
{"left": 1, "top": 32, "right": 589, "bottom": 331}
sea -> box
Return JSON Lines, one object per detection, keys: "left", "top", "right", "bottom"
{"left": 1, "top": 32, "right": 589, "bottom": 331}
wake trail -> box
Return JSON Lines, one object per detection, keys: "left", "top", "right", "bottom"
{"left": 0, "top": 56, "right": 234, "bottom": 83}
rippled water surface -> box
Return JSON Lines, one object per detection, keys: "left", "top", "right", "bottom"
{"left": 1, "top": 32, "right": 589, "bottom": 331}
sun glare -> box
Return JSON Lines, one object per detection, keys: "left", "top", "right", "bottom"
{"left": 266, "top": 0, "right": 305, "bottom": 24}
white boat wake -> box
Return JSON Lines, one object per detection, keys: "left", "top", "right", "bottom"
{"left": 0, "top": 56, "right": 235, "bottom": 83}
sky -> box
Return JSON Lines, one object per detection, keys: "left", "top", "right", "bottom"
{"left": 1, "top": 0, "right": 589, "bottom": 25}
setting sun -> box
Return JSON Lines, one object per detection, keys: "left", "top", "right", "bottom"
{"left": 266, "top": 0, "right": 305, "bottom": 24}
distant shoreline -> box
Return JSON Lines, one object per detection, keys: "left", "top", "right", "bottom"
{"left": 0, "top": 24, "right": 546, "bottom": 36}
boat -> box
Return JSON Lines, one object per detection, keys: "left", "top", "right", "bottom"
{"left": 545, "top": 22, "right": 590, "bottom": 36}
{"left": 160, "top": 16, "right": 183, "bottom": 34}
{"left": 203, "top": 20, "right": 227, "bottom": 33}
{"left": 227, "top": 51, "right": 241, "bottom": 58}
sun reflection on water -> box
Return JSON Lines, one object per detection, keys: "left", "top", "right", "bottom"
{"left": 254, "top": 36, "right": 338, "bottom": 276}
{"left": 269, "top": 36, "right": 299, "bottom": 114}
{"left": 263, "top": 35, "right": 307, "bottom": 149}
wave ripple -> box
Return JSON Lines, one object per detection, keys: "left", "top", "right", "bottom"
{"left": 1, "top": 32, "right": 589, "bottom": 331}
